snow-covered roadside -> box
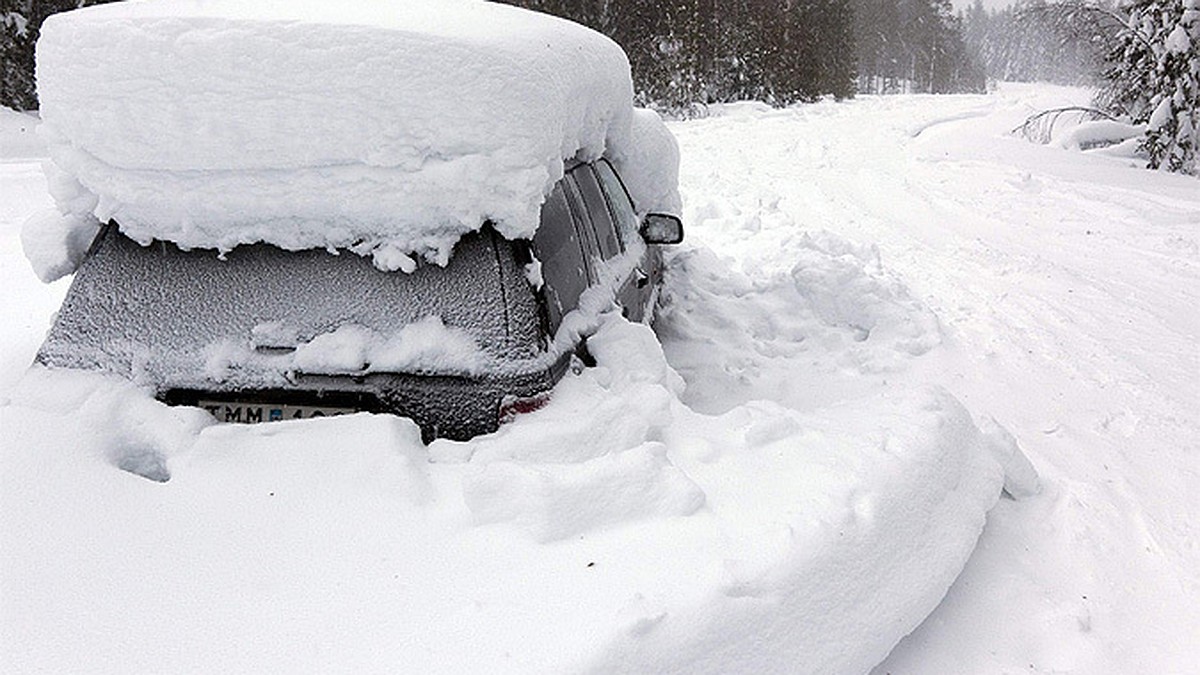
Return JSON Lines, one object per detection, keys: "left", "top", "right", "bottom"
{"left": 0, "top": 108, "right": 68, "bottom": 389}
{"left": 666, "top": 82, "right": 1199, "bottom": 673}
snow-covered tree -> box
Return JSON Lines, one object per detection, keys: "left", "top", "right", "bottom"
{"left": 970, "top": 0, "right": 1197, "bottom": 175}
{"left": 854, "top": 0, "right": 984, "bottom": 94}
{"left": 1, "top": 0, "right": 120, "bottom": 111}
{"left": 504, "top": 0, "right": 858, "bottom": 109}
{"left": 962, "top": 0, "right": 1108, "bottom": 85}
{"left": 1101, "top": 0, "right": 1199, "bottom": 174}
{"left": 1, "top": 0, "right": 37, "bottom": 110}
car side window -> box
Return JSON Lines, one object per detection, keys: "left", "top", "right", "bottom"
{"left": 532, "top": 183, "right": 589, "bottom": 332}
{"left": 572, "top": 165, "right": 622, "bottom": 260}
{"left": 562, "top": 173, "right": 602, "bottom": 278}
{"left": 595, "top": 159, "right": 640, "bottom": 249}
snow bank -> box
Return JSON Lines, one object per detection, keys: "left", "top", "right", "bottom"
{"left": 29, "top": 0, "right": 677, "bottom": 277}
{"left": 0, "top": 313, "right": 1029, "bottom": 673}
{"left": 1052, "top": 119, "right": 1146, "bottom": 152}
{"left": 706, "top": 101, "right": 776, "bottom": 117}
{"left": 0, "top": 107, "right": 43, "bottom": 158}
{"left": 657, "top": 233, "right": 942, "bottom": 414}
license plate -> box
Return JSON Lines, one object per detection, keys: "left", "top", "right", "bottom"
{"left": 198, "top": 399, "right": 356, "bottom": 423}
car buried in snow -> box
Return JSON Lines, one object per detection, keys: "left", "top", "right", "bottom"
{"left": 36, "top": 159, "right": 683, "bottom": 441}
{"left": 29, "top": 0, "right": 685, "bottom": 440}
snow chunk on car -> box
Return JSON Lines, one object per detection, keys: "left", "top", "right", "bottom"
{"left": 31, "top": 0, "right": 678, "bottom": 274}
{"left": 288, "top": 318, "right": 489, "bottom": 376}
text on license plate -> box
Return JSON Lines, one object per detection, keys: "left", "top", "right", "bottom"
{"left": 199, "top": 400, "right": 357, "bottom": 423}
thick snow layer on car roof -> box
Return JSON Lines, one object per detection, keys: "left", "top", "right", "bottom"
{"left": 31, "top": 0, "right": 678, "bottom": 273}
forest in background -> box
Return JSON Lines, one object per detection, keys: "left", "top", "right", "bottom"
{"left": 504, "top": 0, "right": 983, "bottom": 105}
{"left": 3, "top": 0, "right": 981, "bottom": 111}
{"left": 2, "top": 0, "right": 1195, "bottom": 173}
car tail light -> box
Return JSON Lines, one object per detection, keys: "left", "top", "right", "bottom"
{"left": 498, "top": 392, "right": 552, "bottom": 424}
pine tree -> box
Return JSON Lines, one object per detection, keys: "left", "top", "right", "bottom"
{"left": 1, "top": 0, "right": 38, "bottom": 110}
{"left": 961, "top": 1, "right": 1108, "bottom": 87}
{"left": 853, "top": 0, "right": 982, "bottom": 93}
{"left": 1, "top": 0, "right": 121, "bottom": 111}
{"left": 1103, "top": 0, "right": 1199, "bottom": 174}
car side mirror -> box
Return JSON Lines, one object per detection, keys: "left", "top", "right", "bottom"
{"left": 639, "top": 213, "right": 684, "bottom": 245}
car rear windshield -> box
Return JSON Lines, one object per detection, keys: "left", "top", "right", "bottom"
{"left": 37, "top": 224, "right": 544, "bottom": 388}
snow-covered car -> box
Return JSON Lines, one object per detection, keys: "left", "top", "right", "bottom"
{"left": 37, "top": 159, "right": 681, "bottom": 440}
{"left": 25, "top": 0, "right": 686, "bottom": 440}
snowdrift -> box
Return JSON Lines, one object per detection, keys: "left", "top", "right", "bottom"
{"left": 0, "top": 315, "right": 1035, "bottom": 674}
{"left": 29, "top": 0, "right": 678, "bottom": 278}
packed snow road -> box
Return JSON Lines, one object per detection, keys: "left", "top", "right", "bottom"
{"left": 1, "top": 83, "right": 1196, "bottom": 673}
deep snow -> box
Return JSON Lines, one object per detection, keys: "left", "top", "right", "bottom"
{"left": 2, "top": 81, "right": 1197, "bottom": 673}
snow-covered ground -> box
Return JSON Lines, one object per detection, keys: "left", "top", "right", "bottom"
{"left": 2, "top": 83, "right": 1196, "bottom": 672}
{"left": 666, "top": 84, "right": 1198, "bottom": 673}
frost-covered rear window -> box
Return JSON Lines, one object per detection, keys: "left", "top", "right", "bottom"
{"left": 37, "top": 226, "right": 543, "bottom": 389}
